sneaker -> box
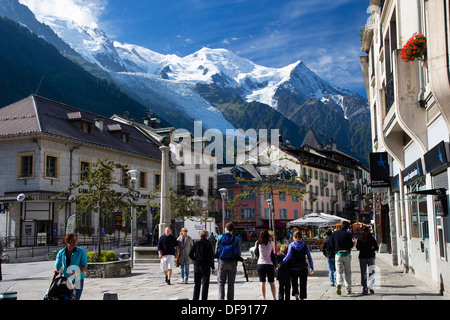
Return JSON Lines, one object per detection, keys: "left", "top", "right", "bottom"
{"left": 369, "top": 289, "right": 375, "bottom": 295}
{"left": 184, "top": 280, "right": 188, "bottom": 284}
{"left": 347, "top": 290, "right": 352, "bottom": 295}
{"left": 178, "top": 279, "right": 185, "bottom": 284}
{"left": 336, "top": 284, "right": 342, "bottom": 295}
{"left": 362, "top": 289, "right": 369, "bottom": 295}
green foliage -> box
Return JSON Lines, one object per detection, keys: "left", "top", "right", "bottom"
{"left": 87, "top": 250, "right": 117, "bottom": 263}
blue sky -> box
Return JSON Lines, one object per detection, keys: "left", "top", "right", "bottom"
{"left": 20, "top": 0, "right": 371, "bottom": 97}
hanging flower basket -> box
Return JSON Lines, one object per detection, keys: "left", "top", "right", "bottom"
{"left": 400, "top": 33, "right": 427, "bottom": 63}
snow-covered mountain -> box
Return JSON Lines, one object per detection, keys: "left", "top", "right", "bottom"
{"left": 1, "top": 0, "right": 371, "bottom": 160}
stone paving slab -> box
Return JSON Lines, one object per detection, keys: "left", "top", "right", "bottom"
{"left": 6, "top": 251, "right": 447, "bottom": 301}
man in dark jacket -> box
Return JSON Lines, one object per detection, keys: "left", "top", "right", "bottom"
{"left": 322, "top": 229, "right": 336, "bottom": 286}
{"left": 157, "top": 227, "right": 179, "bottom": 285}
{"left": 189, "top": 230, "right": 215, "bottom": 300}
{"left": 357, "top": 226, "right": 379, "bottom": 294}
{"left": 332, "top": 221, "right": 354, "bottom": 295}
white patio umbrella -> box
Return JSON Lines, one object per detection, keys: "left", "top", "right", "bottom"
{"left": 287, "top": 213, "right": 343, "bottom": 227}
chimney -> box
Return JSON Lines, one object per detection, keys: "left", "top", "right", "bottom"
{"left": 150, "top": 118, "right": 161, "bottom": 129}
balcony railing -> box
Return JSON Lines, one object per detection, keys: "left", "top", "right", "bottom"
{"left": 385, "top": 72, "right": 395, "bottom": 113}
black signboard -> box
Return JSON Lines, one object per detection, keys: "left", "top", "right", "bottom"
{"left": 424, "top": 141, "right": 449, "bottom": 173}
{"left": 390, "top": 174, "right": 400, "bottom": 192}
{"left": 114, "top": 211, "right": 123, "bottom": 230}
{"left": 369, "top": 152, "right": 390, "bottom": 188}
{"left": 402, "top": 158, "right": 424, "bottom": 185}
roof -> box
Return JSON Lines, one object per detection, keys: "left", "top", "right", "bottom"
{"left": 301, "top": 127, "right": 321, "bottom": 149}
{"left": 0, "top": 95, "right": 162, "bottom": 161}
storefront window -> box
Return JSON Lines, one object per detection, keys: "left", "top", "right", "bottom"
{"left": 408, "top": 181, "right": 429, "bottom": 239}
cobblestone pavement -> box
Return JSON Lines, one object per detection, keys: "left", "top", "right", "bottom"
{"left": 4, "top": 251, "right": 447, "bottom": 301}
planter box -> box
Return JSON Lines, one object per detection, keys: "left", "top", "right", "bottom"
{"left": 85, "top": 260, "right": 131, "bottom": 278}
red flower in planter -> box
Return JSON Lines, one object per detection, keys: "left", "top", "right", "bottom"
{"left": 400, "top": 33, "right": 427, "bottom": 62}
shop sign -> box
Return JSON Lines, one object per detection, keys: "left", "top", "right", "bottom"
{"left": 424, "top": 141, "right": 449, "bottom": 173}
{"left": 402, "top": 159, "right": 424, "bottom": 185}
{"left": 369, "top": 152, "right": 390, "bottom": 188}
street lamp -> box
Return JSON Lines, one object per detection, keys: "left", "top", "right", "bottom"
{"left": 126, "top": 169, "right": 139, "bottom": 268}
{"left": 266, "top": 198, "right": 272, "bottom": 231}
{"left": 219, "top": 188, "right": 228, "bottom": 234}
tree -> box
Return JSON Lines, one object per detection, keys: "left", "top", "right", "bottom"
{"left": 56, "top": 158, "right": 149, "bottom": 256}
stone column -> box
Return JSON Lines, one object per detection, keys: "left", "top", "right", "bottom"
{"left": 159, "top": 139, "right": 171, "bottom": 238}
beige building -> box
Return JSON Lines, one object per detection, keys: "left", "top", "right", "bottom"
{"left": 0, "top": 95, "right": 164, "bottom": 247}
{"left": 360, "top": 0, "right": 450, "bottom": 295}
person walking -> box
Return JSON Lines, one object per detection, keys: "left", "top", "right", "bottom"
{"left": 157, "top": 227, "right": 179, "bottom": 285}
{"left": 53, "top": 233, "right": 88, "bottom": 300}
{"left": 322, "top": 228, "right": 336, "bottom": 286}
{"left": 357, "top": 226, "right": 379, "bottom": 295}
{"left": 276, "top": 244, "right": 291, "bottom": 300}
{"left": 215, "top": 222, "right": 241, "bottom": 300}
{"left": 277, "top": 230, "right": 314, "bottom": 300}
{"left": 254, "top": 229, "right": 277, "bottom": 300}
{"left": 177, "top": 227, "right": 193, "bottom": 284}
{"left": 332, "top": 221, "right": 354, "bottom": 295}
{"left": 189, "top": 230, "right": 216, "bottom": 300}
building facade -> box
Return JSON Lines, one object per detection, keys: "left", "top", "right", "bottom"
{"left": 217, "top": 164, "right": 305, "bottom": 240}
{"left": 360, "top": 0, "right": 450, "bottom": 294}
{"left": 0, "top": 95, "right": 165, "bottom": 247}
{"left": 236, "top": 129, "right": 370, "bottom": 222}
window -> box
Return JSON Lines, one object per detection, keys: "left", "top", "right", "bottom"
{"left": 294, "top": 209, "right": 299, "bottom": 219}
{"left": 120, "top": 132, "right": 130, "bottom": 143}
{"left": 195, "top": 174, "right": 201, "bottom": 188}
{"left": 279, "top": 191, "right": 286, "bottom": 201}
{"left": 45, "top": 153, "right": 59, "bottom": 179}
{"left": 241, "top": 208, "right": 255, "bottom": 220}
{"left": 154, "top": 173, "right": 161, "bottom": 189}
{"left": 81, "top": 121, "right": 91, "bottom": 134}
{"left": 17, "top": 152, "right": 34, "bottom": 178}
{"left": 242, "top": 190, "right": 255, "bottom": 201}
{"left": 139, "top": 171, "right": 147, "bottom": 189}
{"left": 79, "top": 161, "right": 91, "bottom": 181}
{"left": 279, "top": 208, "right": 287, "bottom": 219}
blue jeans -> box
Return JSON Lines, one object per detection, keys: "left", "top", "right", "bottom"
{"left": 359, "top": 257, "right": 376, "bottom": 292}
{"left": 180, "top": 264, "right": 190, "bottom": 281}
{"left": 326, "top": 257, "right": 336, "bottom": 285}
{"left": 75, "top": 278, "right": 84, "bottom": 300}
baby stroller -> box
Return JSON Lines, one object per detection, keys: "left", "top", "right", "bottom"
{"left": 43, "top": 274, "right": 75, "bottom": 300}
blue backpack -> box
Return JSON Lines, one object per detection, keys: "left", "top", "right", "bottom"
{"left": 217, "top": 233, "right": 237, "bottom": 260}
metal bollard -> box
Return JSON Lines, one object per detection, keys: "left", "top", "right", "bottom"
{"left": 103, "top": 292, "right": 118, "bottom": 300}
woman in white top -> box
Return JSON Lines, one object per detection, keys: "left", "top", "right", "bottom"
{"left": 255, "top": 229, "right": 277, "bottom": 300}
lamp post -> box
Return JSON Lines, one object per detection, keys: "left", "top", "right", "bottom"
{"left": 126, "top": 169, "right": 139, "bottom": 268}
{"left": 219, "top": 188, "right": 228, "bottom": 234}
{"left": 266, "top": 198, "right": 272, "bottom": 230}
{"left": 159, "top": 136, "right": 171, "bottom": 238}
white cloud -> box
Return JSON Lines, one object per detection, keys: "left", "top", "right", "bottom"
{"left": 19, "top": 0, "right": 107, "bottom": 28}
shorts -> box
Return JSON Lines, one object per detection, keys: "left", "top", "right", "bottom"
{"left": 160, "top": 255, "right": 175, "bottom": 271}
{"left": 257, "top": 264, "right": 275, "bottom": 282}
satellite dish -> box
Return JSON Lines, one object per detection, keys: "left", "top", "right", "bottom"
{"left": 17, "top": 193, "right": 26, "bottom": 202}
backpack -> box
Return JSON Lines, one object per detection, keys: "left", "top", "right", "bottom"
{"left": 216, "top": 233, "right": 237, "bottom": 260}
